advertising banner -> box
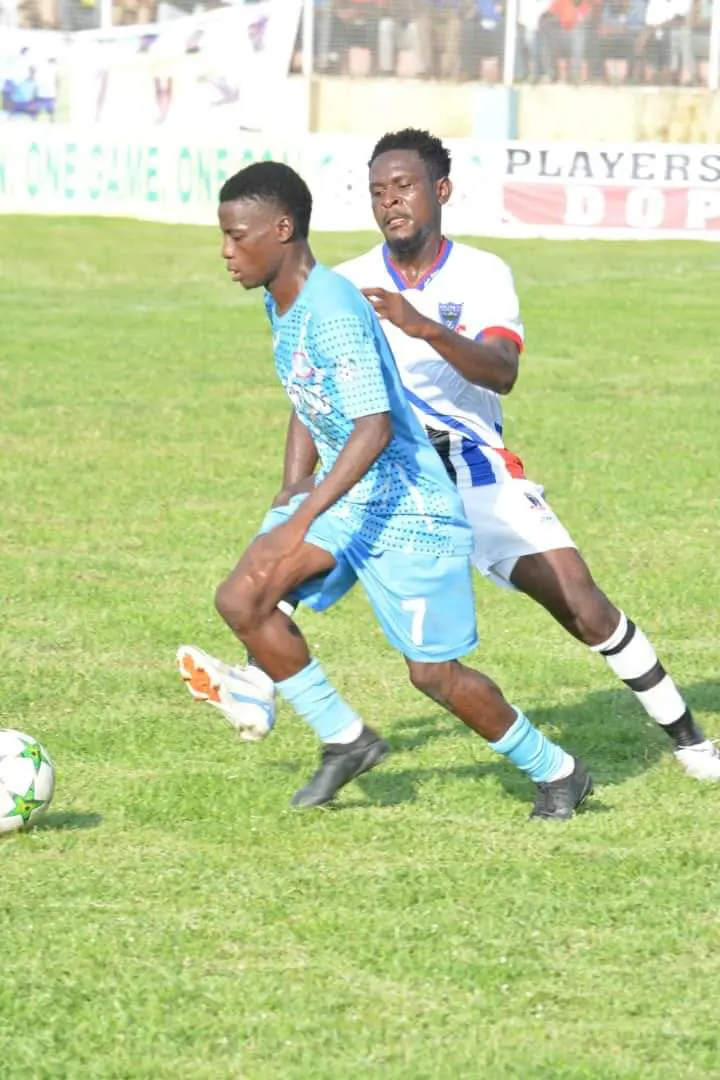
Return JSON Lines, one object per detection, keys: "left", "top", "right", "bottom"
{"left": 500, "top": 144, "right": 720, "bottom": 238}
{"left": 0, "top": 129, "right": 293, "bottom": 223}
{"left": 1, "top": 131, "right": 718, "bottom": 240}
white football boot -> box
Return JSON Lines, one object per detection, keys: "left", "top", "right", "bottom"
{"left": 176, "top": 645, "right": 276, "bottom": 742}
{"left": 674, "top": 740, "right": 720, "bottom": 781}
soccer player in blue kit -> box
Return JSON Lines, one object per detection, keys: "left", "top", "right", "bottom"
{"left": 193, "top": 160, "right": 592, "bottom": 818}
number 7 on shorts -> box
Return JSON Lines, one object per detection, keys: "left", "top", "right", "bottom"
{"left": 401, "top": 597, "right": 427, "bottom": 646}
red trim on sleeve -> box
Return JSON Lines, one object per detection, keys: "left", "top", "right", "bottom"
{"left": 495, "top": 449, "right": 525, "bottom": 479}
{"left": 480, "top": 326, "right": 524, "bottom": 352}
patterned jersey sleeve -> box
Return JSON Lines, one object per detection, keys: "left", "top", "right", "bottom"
{"left": 309, "top": 311, "right": 391, "bottom": 420}
{"left": 466, "top": 255, "right": 525, "bottom": 351}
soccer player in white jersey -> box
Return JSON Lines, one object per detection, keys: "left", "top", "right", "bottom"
{"left": 341, "top": 127, "right": 716, "bottom": 781}
{"left": 180, "top": 160, "right": 593, "bottom": 817}
{"left": 180, "top": 133, "right": 719, "bottom": 784}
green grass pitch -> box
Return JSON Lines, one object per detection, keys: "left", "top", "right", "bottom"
{"left": 1, "top": 216, "right": 719, "bottom": 1079}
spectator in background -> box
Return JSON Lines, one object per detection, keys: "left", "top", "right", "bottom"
{"left": 690, "top": 0, "right": 712, "bottom": 83}
{"left": 335, "top": 0, "right": 386, "bottom": 75}
{"left": 637, "top": 0, "right": 677, "bottom": 82}
{"left": 436, "top": 0, "right": 466, "bottom": 80}
{"left": 413, "top": 0, "right": 466, "bottom": 80}
{"left": 464, "top": 0, "right": 505, "bottom": 80}
{"left": 589, "top": 0, "right": 646, "bottom": 82}
{"left": 410, "top": 0, "right": 479, "bottom": 81}
{"left": 411, "top": 0, "right": 431, "bottom": 75}
{"left": 544, "top": 0, "right": 595, "bottom": 82}
{"left": 518, "top": 0, "right": 553, "bottom": 80}
{"left": 314, "top": 0, "right": 336, "bottom": 72}
{"left": 625, "top": 0, "right": 648, "bottom": 77}
{"left": 669, "top": 0, "right": 693, "bottom": 82}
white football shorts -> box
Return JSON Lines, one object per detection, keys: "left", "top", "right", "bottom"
{"left": 459, "top": 477, "right": 577, "bottom": 590}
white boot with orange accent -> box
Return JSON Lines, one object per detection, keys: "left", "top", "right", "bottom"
{"left": 176, "top": 644, "right": 276, "bottom": 742}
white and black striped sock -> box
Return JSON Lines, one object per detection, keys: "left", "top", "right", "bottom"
{"left": 591, "top": 612, "right": 703, "bottom": 748}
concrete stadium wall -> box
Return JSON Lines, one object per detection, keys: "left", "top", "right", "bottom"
{"left": 518, "top": 85, "right": 720, "bottom": 143}
{"left": 308, "top": 77, "right": 485, "bottom": 140}
{"left": 306, "top": 78, "right": 720, "bottom": 144}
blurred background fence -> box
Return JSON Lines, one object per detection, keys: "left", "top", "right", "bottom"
{"left": 3, "top": 0, "right": 717, "bottom": 90}
{"left": 296, "top": 0, "right": 719, "bottom": 91}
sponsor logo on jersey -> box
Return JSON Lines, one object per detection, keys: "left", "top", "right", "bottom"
{"left": 525, "top": 491, "right": 546, "bottom": 510}
{"left": 438, "top": 302, "right": 464, "bottom": 332}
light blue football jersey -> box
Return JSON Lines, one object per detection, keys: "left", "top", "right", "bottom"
{"left": 265, "top": 264, "right": 472, "bottom": 557}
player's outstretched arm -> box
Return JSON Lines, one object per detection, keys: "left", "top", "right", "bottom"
{"left": 282, "top": 409, "right": 319, "bottom": 488}
{"left": 363, "top": 287, "right": 519, "bottom": 395}
{"left": 290, "top": 412, "right": 392, "bottom": 533}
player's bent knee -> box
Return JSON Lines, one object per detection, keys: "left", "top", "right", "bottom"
{"left": 536, "top": 552, "right": 619, "bottom": 645}
{"left": 214, "top": 576, "right": 261, "bottom": 637}
{"left": 564, "top": 585, "right": 619, "bottom": 646}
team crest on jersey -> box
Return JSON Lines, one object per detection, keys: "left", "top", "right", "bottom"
{"left": 438, "top": 302, "right": 464, "bottom": 331}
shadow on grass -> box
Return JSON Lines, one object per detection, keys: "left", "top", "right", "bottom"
{"left": 35, "top": 811, "right": 103, "bottom": 832}
{"left": 346, "top": 679, "right": 720, "bottom": 811}
{"left": 348, "top": 763, "right": 612, "bottom": 815}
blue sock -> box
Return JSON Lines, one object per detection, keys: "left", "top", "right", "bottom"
{"left": 276, "top": 659, "right": 361, "bottom": 743}
{"left": 489, "top": 709, "right": 570, "bottom": 783}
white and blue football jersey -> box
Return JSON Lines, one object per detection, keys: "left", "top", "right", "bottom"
{"left": 337, "top": 240, "right": 527, "bottom": 489}
{"left": 265, "top": 264, "right": 472, "bottom": 557}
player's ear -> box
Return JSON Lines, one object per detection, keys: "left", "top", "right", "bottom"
{"left": 277, "top": 215, "right": 295, "bottom": 244}
{"left": 436, "top": 177, "right": 452, "bottom": 207}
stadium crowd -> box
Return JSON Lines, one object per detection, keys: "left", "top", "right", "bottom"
{"left": 305, "top": 0, "right": 715, "bottom": 85}
{"left": 5, "top": 0, "right": 716, "bottom": 86}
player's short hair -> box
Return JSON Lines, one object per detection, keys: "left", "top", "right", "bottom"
{"left": 218, "top": 162, "right": 312, "bottom": 239}
{"left": 368, "top": 129, "right": 451, "bottom": 182}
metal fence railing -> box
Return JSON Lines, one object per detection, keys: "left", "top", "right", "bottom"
{"left": 297, "top": 0, "right": 720, "bottom": 91}
{"left": 4, "top": 0, "right": 719, "bottom": 91}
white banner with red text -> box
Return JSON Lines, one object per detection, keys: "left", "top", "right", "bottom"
{"left": 499, "top": 143, "right": 720, "bottom": 238}
{"left": 0, "top": 132, "right": 718, "bottom": 239}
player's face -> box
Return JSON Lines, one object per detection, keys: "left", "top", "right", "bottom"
{"left": 219, "top": 198, "right": 291, "bottom": 290}
{"left": 369, "top": 150, "right": 451, "bottom": 257}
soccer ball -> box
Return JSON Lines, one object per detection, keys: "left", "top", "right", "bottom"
{"left": 0, "top": 729, "right": 55, "bottom": 835}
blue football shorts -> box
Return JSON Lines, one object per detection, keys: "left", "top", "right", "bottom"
{"left": 259, "top": 495, "right": 478, "bottom": 663}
